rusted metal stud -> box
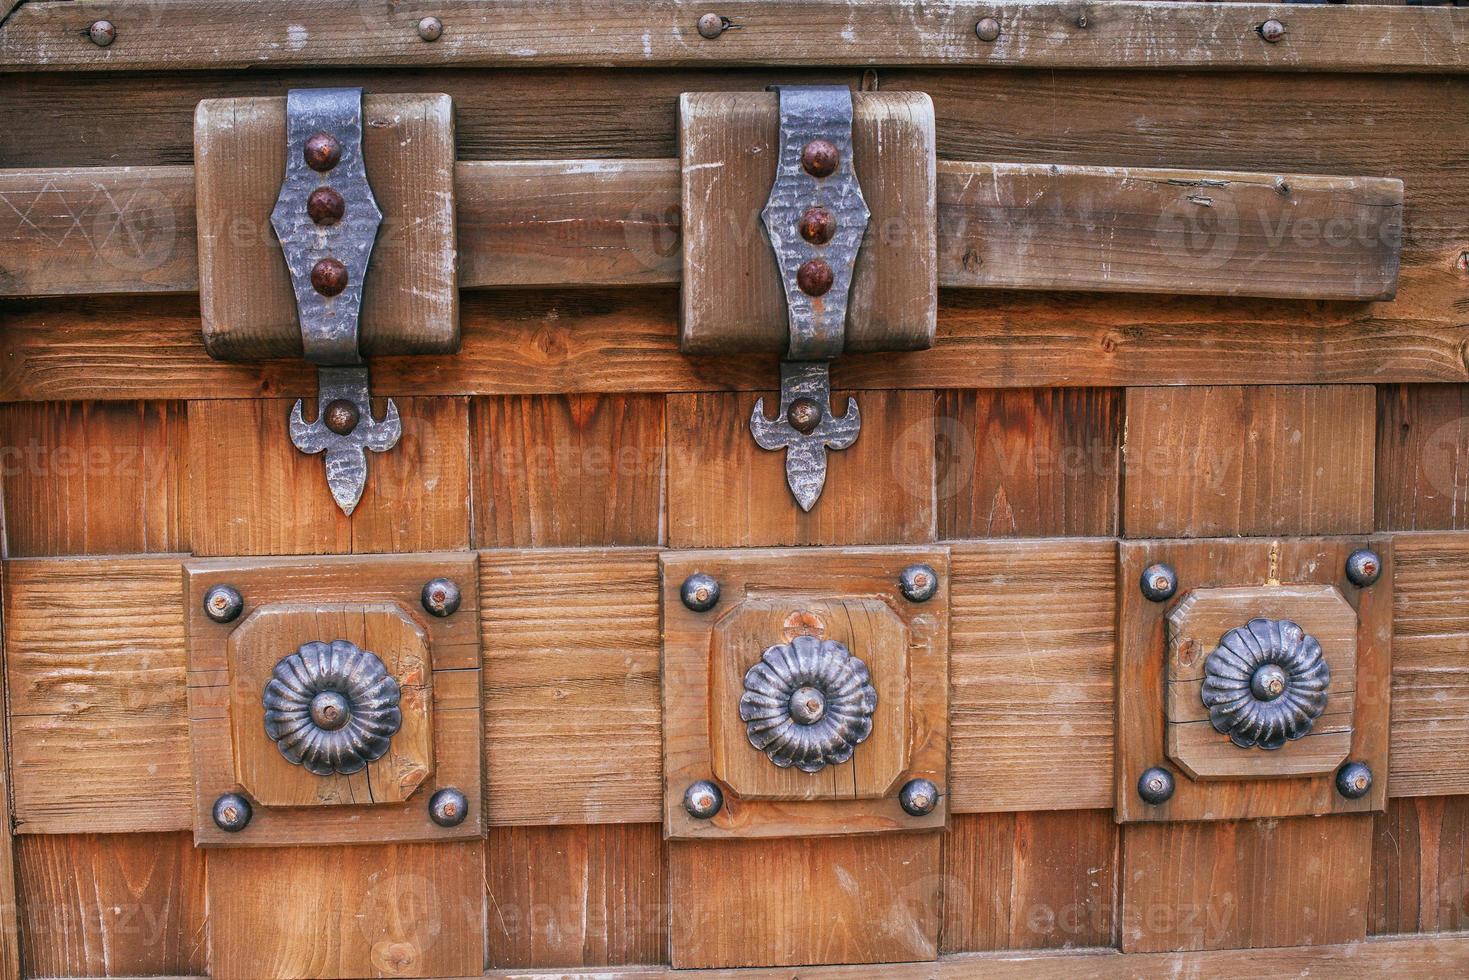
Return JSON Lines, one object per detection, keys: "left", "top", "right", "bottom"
{"left": 1336, "top": 761, "right": 1373, "bottom": 800}
{"left": 1140, "top": 562, "right": 1178, "bottom": 603}
{"left": 899, "top": 563, "right": 939, "bottom": 603}
{"left": 213, "top": 793, "right": 253, "bottom": 832}
{"left": 1345, "top": 548, "right": 1382, "bottom": 588}
{"left": 303, "top": 132, "right": 342, "bottom": 172}
{"left": 800, "top": 138, "right": 840, "bottom": 178}
{"left": 322, "top": 398, "right": 360, "bottom": 436}
{"left": 310, "top": 257, "right": 349, "bottom": 296}
{"left": 683, "top": 780, "right": 724, "bottom": 819}
{"left": 787, "top": 397, "right": 823, "bottom": 435}
{"left": 796, "top": 258, "right": 834, "bottom": 296}
{"left": 310, "top": 690, "right": 352, "bottom": 731}
{"left": 428, "top": 787, "right": 469, "bottom": 826}
{"left": 798, "top": 206, "right": 838, "bottom": 246}
{"left": 1250, "top": 663, "right": 1289, "bottom": 703}
{"left": 975, "top": 17, "right": 1001, "bottom": 42}
{"left": 420, "top": 577, "right": 462, "bottom": 618}
{"left": 88, "top": 20, "right": 116, "bottom": 47}
{"left": 697, "top": 12, "right": 727, "bottom": 39}
{"left": 1137, "top": 767, "right": 1175, "bottom": 805}
{"left": 417, "top": 16, "right": 444, "bottom": 41}
{"left": 306, "top": 187, "right": 346, "bottom": 226}
{"left": 203, "top": 584, "right": 244, "bottom": 624}
{"left": 1258, "top": 19, "right": 1286, "bottom": 43}
{"left": 680, "top": 573, "right": 720, "bottom": 613}
{"left": 899, "top": 777, "right": 939, "bottom": 816}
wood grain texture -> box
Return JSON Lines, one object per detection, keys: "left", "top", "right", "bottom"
{"left": 207, "top": 841, "right": 485, "bottom": 980}
{"left": 948, "top": 539, "right": 1115, "bottom": 813}
{"left": 1120, "top": 814, "right": 1374, "bottom": 953}
{"left": 1377, "top": 385, "right": 1469, "bottom": 532}
{"left": 1122, "top": 386, "right": 1376, "bottom": 538}
{"left": 667, "top": 389, "right": 934, "bottom": 547}
{"left": 937, "top": 389, "right": 1119, "bottom": 539}
{"left": 16, "top": 832, "right": 206, "bottom": 978}
{"left": 486, "top": 824, "right": 666, "bottom": 969}
{"left": 471, "top": 396, "right": 663, "bottom": 548}
{"left": 667, "top": 831, "right": 941, "bottom": 968}
{"left": 0, "top": 401, "right": 188, "bottom": 557}
{"left": 941, "top": 810, "right": 1116, "bottom": 953}
{"left": 0, "top": 569, "right": 18, "bottom": 980}
{"left": 481, "top": 548, "right": 661, "bottom": 826}
{"left": 1371, "top": 794, "right": 1469, "bottom": 936}
{"left": 4, "top": 558, "right": 190, "bottom": 835}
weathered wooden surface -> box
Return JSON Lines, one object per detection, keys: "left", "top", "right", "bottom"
{"left": 0, "top": 571, "right": 18, "bottom": 980}
{"left": 1377, "top": 385, "right": 1469, "bottom": 532}
{"left": 1370, "top": 794, "right": 1469, "bottom": 936}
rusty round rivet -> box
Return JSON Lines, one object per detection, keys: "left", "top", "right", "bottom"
{"left": 421, "top": 577, "right": 462, "bottom": 618}
{"left": 310, "top": 690, "right": 352, "bottom": 732}
{"left": 213, "top": 793, "right": 253, "bottom": 832}
{"left": 696, "top": 12, "right": 726, "bottom": 39}
{"left": 1250, "top": 663, "right": 1289, "bottom": 703}
{"left": 796, "top": 258, "right": 834, "bottom": 297}
{"left": 1345, "top": 548, "right": 1382, "bottom": 588}
{"left": 787, "top": 397, "right": 823, "bottom": 434}
{"left": 1138, "top": 767, "right": 1175, "bottom": 805}
{"left": 683, "top": 780, "right": 724, "bottom": 819}
{"left": 311, "top": 257, "right": 349, "bottom": 297}
{"left": 417, "top": 16, "right": 444, "bottom": 41}
{"left": 1259, "top": 19, "right": 1286, "bottom": 43}
{"left": 798, "top": 206, "right": 837, "bottom": 246}
{"left": 304, "top": 132, "right": 342, "bottom": 172}
{"left": 88, "top": 20, "right": 116, "bottom": 47}
{"left": 1140, "top": 562, "right": 1178, "bottom": 603}
{"left": 899, "top": 777, "right": 939, "bottom": 816}
{"left": 681, "top": 573, "right": 720, "bottom": 613}
{"left": 322, "top": 398, "right": 359, "bottom": 436}
{"left": 306, "top": 186, "right": 346, "bottom": 226}
{"left": 900, "top": 563, "right": 940, "bottom": 603}
{"left": 428, "top": 786, "right": 469, "bottom": 827}
{"left": 1336, "top": 761, "right": 1373, "bottom": 800}
{"left": 203, "top": 584, "right": 244, "bottom": 624}
{"left": 975, "top": 16, "right": 1001, "bottom": 42}
{"left": 800, "top": 138, "right": 840, "bottom": 179}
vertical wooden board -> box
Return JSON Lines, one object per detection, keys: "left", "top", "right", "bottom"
{"left": 1120, "top": 815, "right": 1373, "bottom": 953}
{"left": 16, "top": 832, "right": 206, "bottom": 978}
{"left": 481, "top": 549, "right": 661, "bottom": 825}
{"left": 668, "top": 832, "right": 941, "bottom": 968}
{"left": 4, "top": 558, "right": 190, "bottom": 834}
{"left": 0, "top": 569, "right": 19, "bottom": 980}
{"left": 0, "top": 401, "right": 187, "bottom": 557}
{"left": 485, "top": 824, "right": 666, "bottom": 968}
{"left": 1122, "top": 386, "right": 1375, "bottom": 538}
{"left": 350, "top": 396, "right": 472, "bottom": 554}
{"left": 208, "top": 841, "right": 485, "bottom": 979}
{"left": 471, "top": 395, "right": 664, "bottom": 548}
{"left": 1370, "top": 795, "right": 1469, "bottom": 935}
{"left": 949, "top": 540, "right": 1115, "bottom": 812}
{"left": 941, "top": 810, "right": 1117, "bottom": 953}
{"left": 667, "top": 389, "right": 934, "bottom": 548}
{"left": 1377, "top": 384, "right": 1469, "bottom": 531}
{"left": 937, "top": 389, "right": 1120, "bottom": 539}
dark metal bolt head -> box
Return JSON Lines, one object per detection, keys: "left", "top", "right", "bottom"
{"left": 1346, "top": 548, "right": 1382, "bottom": 588}
{"left": 696, "top": 12, "right": 726, "bottom": 38}
{"left": 1250, "top": 663, "right": 1288, "bottom": 703}
{"left": 428, "top": 787, "right": 469, "bottom": 827}
{"left": 683, "top": 780, "right": 724, "bottom": 819}
{"left": 1140, "top": 563, "right": 1179, "bottom": 603}
{"left": 789, "top": 686, "right": 827, "bottom": 725}
{"left": 798, "top": 206, "right": 837, "bottom": 245}
{"left": 796, "top": 258, "right": 834, "bottom": 297}
{"left": 1336, "top": 761, "right": 1373, "bottom": 800}
{"left": 421, "top": 577, "right": 462, "bottom": 618}
{"left": 306, "top": 186, "right": 346, "bottom": 226}
{"left": 311, "top": 257, "right": 349, "bottom": 297}
{"left": 1138, "top": 767, "right": 1175, "bottom": 805}
{"left": 322, "top": 398, "right": 359, "bottom": 435}
{"left": 800, "top": 138, "right": 840, "bottom": 178}
{"left": 303, "top": 132, "right": 342, "bottom": 172}
{"left": 1259, "top": 19, "right": 1286, "bottom": 43}
{"left": 899, "top": 563, "right": 940, "bottom": 603}
{"left": 680, "top": 573, "right": 720, "bottom": 612}
{"left": 310, "top": 690, "right": 352, "bottom": 731}
{"left": 899, "top": 777, "right": 940, "bottom": 816}
{"left": 88, "top": 20, "right": 116, "bottom": 47}
{"left": 213, "top": 793, "right": 253, "bottom": 832}
{"left": 417, "top": 16, "right": 444, "bottom": 41}
{"left": 787, "top": 397, "right": 823, "bottom": 434}
{"left": 203, "top": 584, "right": 244, "bottom": 624}
{"left": 975, "top": 16, "right": 1001, "bottom": 42}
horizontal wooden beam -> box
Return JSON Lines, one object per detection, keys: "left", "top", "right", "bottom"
{"left": 1, "top": 1, "right": 1465, "bottom": 73}
{"left": 0, "top": 159, "right": 1402, "bottom": 302}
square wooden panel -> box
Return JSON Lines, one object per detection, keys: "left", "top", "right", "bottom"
{"left": 185, "top": 553, "right": 481, "bottom": 846}
{"left": 1115, "top": 537, "right": 1391, "bottom": 823}
{"left": 662, "top": 547, "right": 948, "bottom": 839}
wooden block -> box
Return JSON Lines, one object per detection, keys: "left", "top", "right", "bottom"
{"left": 1370, "top": 794, "right": 1469, "bottom": 935}
{"left": 485, "top": 824, "right": 666, "bottom": 968}
{"left": 1120, "top": 814, "right": 1373, "bottom": 952}
{"left": 949, "top": 540, "right": 1115, "bottom": 813}
{"left": 471, "top": 395, "right": 664, "bottom": 547}
{"left": 941, "top": 810, "right": 1117, "bottom": 953}
{"left": 937, "top": 389, "right": 1120, "bottom": 539}
{"left": 4, "top": 557, "right": 191, "bottom": 835}
{"left": 1123, "top": 386, "right": 1376, "bottom": 538}
{"left": 208, "top": 840, "right": 484, "bottom": 979}
{"left": 194, "top": 93, "right": 457, "bottom": 361}
{"left": 667, "top": 831, "right": 941, "bottom": 968}
{"left": 667, "top": 389, "right": 935, "bottom": 548}
{"left": 480, "top": 548, "right": 662, "bottom": 826}
{"left": 1377, "top": 384, "right": 1469, "bottom": 531}
{"left": 16, "top": 832, "right": 207, "bottom": 978}
{"left": 679, "top": 90, "right": 935, "bottom": 355}
{"left": 0, "top": 401, "right": 188, "bottom": 557}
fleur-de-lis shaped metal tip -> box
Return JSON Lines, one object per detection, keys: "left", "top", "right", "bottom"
{"left": 751, "top": 361, "right": 860, "bottom": 511}
{"left": 290, "top": 365, "right": 402, "bottom": 515}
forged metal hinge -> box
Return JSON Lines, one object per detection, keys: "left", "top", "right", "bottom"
{"left": 750, "top": 85, "right": 867, "bottom": 511}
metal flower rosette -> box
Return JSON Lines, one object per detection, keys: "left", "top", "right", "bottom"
{"left": 1200, "top": 617, "right": 1330, "bottom": 750}
{"left": 739, "top": 634, "right": 878, "bottom": 772}
{"left": 262, "top": 638, "right": 403, "bottom": 775}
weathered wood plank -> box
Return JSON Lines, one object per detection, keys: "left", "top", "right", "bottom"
{"left": 1370, "top": 794, "right": 1469, "bottom": 936}
{"left": 0, "top": 570, "right": 19, "bottom": 980}
{"left": 1377, "top": 385, "right": 1469, "bottom": 532}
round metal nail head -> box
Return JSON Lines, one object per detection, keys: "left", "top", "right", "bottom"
{"left": 899, "top": 563, "right": 939, "bottom": 603}
{"left": 899, "top": 777, "right": 939, "bottom": 816}
{"left": 429, "top": 787, "right": 469, "bottom": 826}
{"left": 203, "top": 584, "right": 244, "bottom": 624}
{"left": 417, "top": 16, "right": 444, "bottom": 41}
{"left": 1346, "top": 548, "right": 1382, "bottom": 588}
{"left": 683, "top": 780, "right": 724, "bottom": 819}
{"left": 1336, "top": 761, "right": 1373, "bottom": 800}
{"left": 421, "top": 577, "right": 462, "bottom": 618}
{"left": 1138, "top": 767, "right": 1175, "bottom": 805}
{"left": 680, "top": 573, "right": 720, "bottom": 612}
{"left": 1140, "top": 563, "right": 1178, "bottom": 603}
{"left": 213, "top": 793, "right": 253, "bottom": 832}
